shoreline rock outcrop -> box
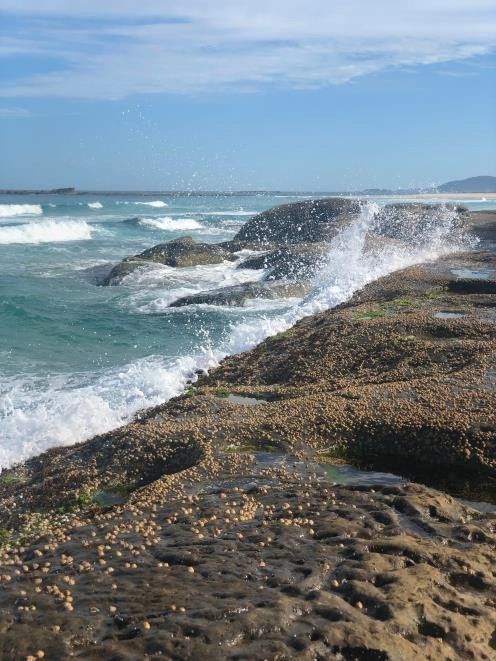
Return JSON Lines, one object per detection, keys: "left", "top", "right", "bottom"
{"left": 0, "top": 206, "right": 494, "bottom": 660}
{"left": 102, "top": 200, "right": 470, "bottom": 309}
{"left": 103, "top": 236, "right": 235, "bottom": 285}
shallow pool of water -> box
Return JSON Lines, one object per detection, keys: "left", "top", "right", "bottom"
{"left": 227, "top": 394, "right": 266, "bottom": 406}
{"left": 451, "top": 267, "right": 496, "bottom": 280}
{"left": 433, "top": 311, "right": 466, "bottom": 320}
{"left": 320, "top": 461, "right": 496, "bottom": 513}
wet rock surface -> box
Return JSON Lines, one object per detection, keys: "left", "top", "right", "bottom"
{"left": 170, "top": 283, "right": 278, "bottom": 307}
{"left": 0, "top": 208, "right": 495, "bottom": 659}
{"left": 232, "top": 197, "right": 362, "bottom": 245}
{"left": 101, "top": 200, "right": 470, "bottom": 309}
{"left": 239, "top": 243, "right": 330, "bottom": 281}
{"left": 103, "top": 237, "right": 235, "bottom": 285}
{"left": 1, "top": 467, "right": 496, "bottom": 660}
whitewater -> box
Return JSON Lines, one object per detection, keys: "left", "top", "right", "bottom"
{"left": 0, "top": 192, "right": 490, "bottom": 468}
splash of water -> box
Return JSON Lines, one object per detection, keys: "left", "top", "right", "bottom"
{"left": 0, "top": 202, "right": 470, "bottom": 467}
{"left": 224, "top": 201, "right": 470, "bottom": 353}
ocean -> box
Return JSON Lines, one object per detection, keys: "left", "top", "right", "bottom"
{"left": 0, "top": 192, "right": 492, "bottom": 468}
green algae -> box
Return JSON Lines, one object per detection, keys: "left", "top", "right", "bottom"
{"left": 0, "top": 473, "right": 24, "bottom": 486}
{"left": 0, "top": 528, "right": 11, "bottom": 548}
{"left": 354, "top": 310, "right": 385, "bottom": 320}
{"left": 214, "top": 389, "right": 230, "bottom": 398}
{"left": 225, "top": 443, "right": 280, "bottom": 454}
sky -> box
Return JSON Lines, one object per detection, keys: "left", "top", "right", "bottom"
{"left": 0, "top": 1, "right": 495, "bottom": 191}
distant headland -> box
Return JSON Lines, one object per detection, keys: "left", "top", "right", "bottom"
{"left": 1, "top": 175, "right": 495, "bottom": 195}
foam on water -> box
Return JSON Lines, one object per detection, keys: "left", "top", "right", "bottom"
{"left": 124, "top": 257, "right": 266, "bottom": 312}
{"left": 0, "top": 203, "right": 43, "bottom": 218}
{"left": 224, "top": 203, "right": 468, "bottom": 353}
{"left": 0, "top": 354, "right": 216, "bottom": 466}
{"left": 88, "top": 201, "right": 103, "bottom": 209}
{"left": 135, "top": 200, "right": 168, "bottom": 208}
{"left": 0, "top": 219, "right": 92, "bottom": 245}
{"left": 0, "top": 202, "right": 471, "bottom": 468}
{"left": 139, "top": 216, "right": 203, "bottom": 231}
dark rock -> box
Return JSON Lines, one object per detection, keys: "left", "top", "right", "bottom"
{"left": 102, "top": 237, "right": 235, "bottom": 286}
{"left": 373, "top": 203, "right": 469, "bottom": 244}
{"left": 239, "top": 244, "right": 329, "bottom": 281}
{"left": 80, "top": 262, "right": 116, "bottom": 285}
{"left": 135, "top": 236, "right": 233, "bottom": 267}
{"left": 233, "top": 197, "right": 361, "bottom": 245}
{"left": 448, "top": 279, "right": 496, "bottom": 294}
{"left": 169, "top": 283, "right": 276, "bottom": 307}
{"left": 221, "top": 239, "right": 278, "bottom": 252}
{"left": 102, "top": 259, "right": 153, "bottom": 286}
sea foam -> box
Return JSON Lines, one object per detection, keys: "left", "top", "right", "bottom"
{"left": 135, "top": 200, "right": 168, "bottom": 208}
{"left": 88, "top": 201, "right": 103, "bottom": 209}
{"left": 0, "top": 203, "right": 470, "bottom": 467}
{"left": 0, "top": 204, "right": 43, "bottom": 218}
{"left": 0, "top": 219, "right": 92, "bottom": 245}
{"left": 139, "top": 217, "right": 203, "bottom": 231}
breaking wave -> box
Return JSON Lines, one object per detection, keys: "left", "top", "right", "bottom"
{"left": 0, "top": 219, "right": 92, "bottom": 245}
{"left": 0, "top": 204, "right": 43, "bottom": 218}
{"left": 88, "top": 201, "right": 103, "bottom": 209}
{"left": 139, "top": 217, "right": 203, "bottom": 231}
{"left": 135, "top": 200, "right": 168, "bottom": 208}
{"left": 0, "top": 202, "right": 471, "bottom": 467}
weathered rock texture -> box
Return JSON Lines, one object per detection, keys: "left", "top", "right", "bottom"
{"left": 232, "top": 197, "right": 361, "bottom": 245}
{"left": 0, "top": 211, "right": 495, "bottom": 660}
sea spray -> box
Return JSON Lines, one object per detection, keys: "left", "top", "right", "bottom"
{"left": 0, "top": 201, "right": 471, "bottom": 467}
{"left": 224, "top": 202, "right": 471, "bottom": 352}
{"left": 139, "top": 217, "right": 203, "bottom": 231}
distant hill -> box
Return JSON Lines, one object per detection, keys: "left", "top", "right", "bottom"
{"left": 437, "top": 176, "right": 496, "bottom": 193}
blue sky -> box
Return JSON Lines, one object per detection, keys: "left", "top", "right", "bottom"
{"left": 0, "top": 1, "right": 495, "bottom": 191}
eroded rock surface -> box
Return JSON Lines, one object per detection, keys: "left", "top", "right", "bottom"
{"left": 1, "top": 467, "right": 496, "bottom": 660}
{"left": 1, "top": 212, "right": 495, "bottom": 659}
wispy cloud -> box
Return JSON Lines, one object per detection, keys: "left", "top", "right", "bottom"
{"left": 1, "top": 1, "right": 495, "bottom": 99}
{"left": 0, "top": 106, "right": 33, "bottom": 118}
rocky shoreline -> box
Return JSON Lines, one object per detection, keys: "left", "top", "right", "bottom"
{"left": 0, "top": 202, "right": 496, "bottom": 659}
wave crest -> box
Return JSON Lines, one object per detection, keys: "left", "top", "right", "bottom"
{"left": 139, "top": 216, "right": 203, "bottom": 231}
{"left": 0, "top": 219, "right": 92, "bottom": 245}
{"left": 135, "top": 200, "right": 168, "bottom": 208}
{"left": 0, "top": 204, "right": 43, "bottom": 218}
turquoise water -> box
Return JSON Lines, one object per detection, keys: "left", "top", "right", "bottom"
{"left": 0, "top": 192, "right": 492, "bottom": 467}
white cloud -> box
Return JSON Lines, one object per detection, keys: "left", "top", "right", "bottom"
{"left": 1, "top": 1, "right": 495, "bottom": 99}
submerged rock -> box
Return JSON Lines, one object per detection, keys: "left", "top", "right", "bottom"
{"left": 102, "top": 259, "right": 152, "bottom": 286}
{"left": 239, "top": 243, "right": 329, "bottom": 281}
{"left": 135, "top": 236, "right": 232, "bottom": 267}
{"left": 169, "top": 282, "right": 277, "bottom": 307}
{"left": 102, "top": 237, "right": 235, "bottom": 285}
